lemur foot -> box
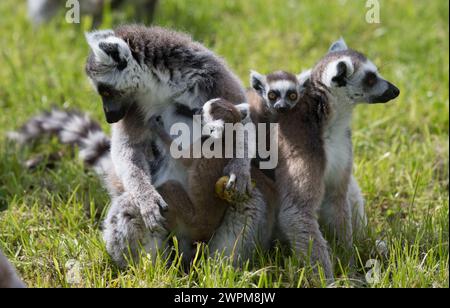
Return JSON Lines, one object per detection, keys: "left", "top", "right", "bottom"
{"left": 137, "top": 190, "right": 169, "bottom": 233}
{"left": 223, "top": 160, "right": 253, "bottom": 198}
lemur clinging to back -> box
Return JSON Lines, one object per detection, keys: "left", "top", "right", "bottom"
{"left": 249, "top": 70, "right": 334, "bottom": 279}
{"left": 148, "top": 99, "right": 276, "bottom": 262}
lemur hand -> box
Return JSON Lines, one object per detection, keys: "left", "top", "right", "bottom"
{"left": 224, "top": 159, "right": 253, "bottom": 198}
{"left": 137, "top": 189, "right": 169, "bottom": 233}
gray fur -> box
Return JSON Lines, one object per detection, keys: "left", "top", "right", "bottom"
{"left": 303, "top": 38, "right": 400, "bottom": 247}
{"left": 84, "top": 25, "right": 253, "bottom": 266}
{"left": 248, "top": 70, "right": 334, "bottom": 280}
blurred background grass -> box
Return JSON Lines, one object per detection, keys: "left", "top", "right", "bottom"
{"left": 0, "top": 0, "right": 448, "bottom": 287}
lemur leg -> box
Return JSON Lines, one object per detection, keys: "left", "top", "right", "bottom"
{"left": 347, "top": 175, "right": 367, "bottom": 237}
{"left": 208, "top": 190, "right": 270, "bottom": 264}
{"left": 157, "top": 180, "right": 197, "bottom": 263}
{"left": 103, "top": 192, "right": 169, "bottom": 268}
{"left": 279, "top": 203, "right": 334, "bottom": 280}
{"left": 320, "top": 183, "right": 353, "bottom": 249}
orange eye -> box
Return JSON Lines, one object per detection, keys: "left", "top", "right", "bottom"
{"left": 289, "top": 92, "right": 298, "bottom": 101}
{"left": 268, "top": 91, "right": 277, "bottom": 101}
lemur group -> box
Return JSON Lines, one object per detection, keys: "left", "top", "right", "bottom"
{"left": 2, "top": 22, "right": 399, "bottom": 286}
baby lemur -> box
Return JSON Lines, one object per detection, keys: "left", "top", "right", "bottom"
{"left": 150, "top": 98, "right": 276, "bottom": 261}
{"left": 249, "top": 70, "right": 333, "bottom": 279}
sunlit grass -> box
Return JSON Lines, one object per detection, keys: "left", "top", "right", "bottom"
{"left": 0, "top": 0, "right": 448, "bottom": 288}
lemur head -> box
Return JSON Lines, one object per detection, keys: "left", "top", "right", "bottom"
{"left": 85, "top": 29, "right": 146, "bottom": 124}
{"left": 307, "top": 38, "right": 400, "bottom": 106}
{"left": 250, "top": 70, "right": 303, "bottom": 114}
{"left": 200, "top": 98, "right": 249, "bottom": 139}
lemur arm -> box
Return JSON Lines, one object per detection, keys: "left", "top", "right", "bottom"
{"left": 110, "top": 120, "right": 168, "bottom": 232}
{"left": 148, "top": 116, "right": 193, "bottom": 167}
{"left": 223, "top": 112, "right": 253, "bottom": 196}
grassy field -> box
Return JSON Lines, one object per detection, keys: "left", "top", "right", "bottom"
{"left": 0, "top": 0, "right": 448, "bottom": 288}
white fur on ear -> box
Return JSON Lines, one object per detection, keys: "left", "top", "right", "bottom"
{"left": 85, "top": 30, "right": 131, "bottom": 67}
{"left": 85, "top": 30, "right": 114, "bottom": 50}
{"left": 297, "top": 69, "right": 312, "bottom": 90}
{"left": 250, "top": 70, "right": 267, "bottom": 93}
{"left": 329, "top": 37, "right": 348, "bottom": 53}
{"left": 322, "top": 57, "right": 354, "bottom": 87}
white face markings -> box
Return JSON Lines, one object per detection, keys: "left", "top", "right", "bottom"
{"left": 265, "top": 79, "right": 301, "bottom": 110}
{"left": 318, "top": 53, "right": 394, "bottom": 105}
{"left": 321, "top": 56, "right": 354, "bottom": 88}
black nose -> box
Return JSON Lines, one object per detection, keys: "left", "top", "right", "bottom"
{"left": 104, "top": 110, "right": 125, "bottom": 123}
{"left": 370, "top": 82, "right": 400, "bottom": 104}
{"left": 240, "top": 109, "right": 248, "bottom": 119}
{"left": 275, "top": 105, "right": 289, "bottom": 113}
{"left": 391, "top": 84, "right": 400, "bottom": 98}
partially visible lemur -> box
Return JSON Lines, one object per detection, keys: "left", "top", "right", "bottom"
{"left": 297, "top": 39, "right": 400, "bottom": 248}
{"left": 0, "top": 250, "right": 26, "bottom": 288}
{"left": 10, "top": 25, "right": 253, "bottom": 267}
{"left": 28, "top": 0, "right": 159, "bottom": 26}
{"left": 249, "top": 70, "right": 333, "bottom": 279}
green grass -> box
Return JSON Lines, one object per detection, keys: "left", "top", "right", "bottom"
{"left": 0, "top": 0, "right": 448, "bottom": 288}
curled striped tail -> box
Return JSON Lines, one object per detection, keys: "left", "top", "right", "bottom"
{"left": 8, "top": 109, "right": 122, "bottom": 195}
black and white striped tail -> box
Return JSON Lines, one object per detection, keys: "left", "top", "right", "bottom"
{"left": 8, "top": 109, "right": 112, "bottom": 173}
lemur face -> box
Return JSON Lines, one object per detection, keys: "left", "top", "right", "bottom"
{"left": 201, "top": 98, "right": 249, "bottom": 139}
{"left": 250, "top": 71, "right": 303, "bottom": 113}
{"left": 85, "top": 30, "right": 146, "bottom": 123}
{"left": 308, "top": 38, "right": 400, "bottom": 105}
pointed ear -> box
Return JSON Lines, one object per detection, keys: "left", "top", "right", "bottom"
{"left": 235, "top": 103, "right": 250, "bottom": 120}
{"left": 297, "top": 69, "right": 312, "bottom": 90}
{"left": 323, "top": 58, "right": 354, "bottom": 87}
{"left": 328, "top": 37, "right": 348, "bottom": 53}
{"left": 85, "top": 30, "right": 131, "bottom": 70}
{"left": 250, "top": 70, "right": 267, "bottom": 95}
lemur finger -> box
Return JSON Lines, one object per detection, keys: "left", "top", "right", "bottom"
{"left": 226, "top": 173, "right": 237, "bottom": 190}
{"left": 157, "top": 197, "right": 169, "bottom": 212}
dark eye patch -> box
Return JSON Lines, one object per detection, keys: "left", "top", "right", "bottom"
{"left": 268, "top": 90, "right": 280, "bottom": 101}
{"left": 363, "top": 72, "right": 378, "bottom": 88}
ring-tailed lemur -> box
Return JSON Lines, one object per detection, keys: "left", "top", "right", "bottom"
{"left": 0, "top": 250, "right": 26, "bottom": 288}
{"left": 301, "top": 39, "right": 400, "bottom": 248}
{"left": 11, "top": 25, "right": 253, "bottom": 267}
{"left": 28, "top": 0, "right": 159, "bottom": 26}
{"left": 249, "top": 70, "right": 334, "bottom": 280}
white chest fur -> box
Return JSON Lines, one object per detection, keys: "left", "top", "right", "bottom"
{"left": 323, "top": 105, "right": 353, "bottom": 187}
